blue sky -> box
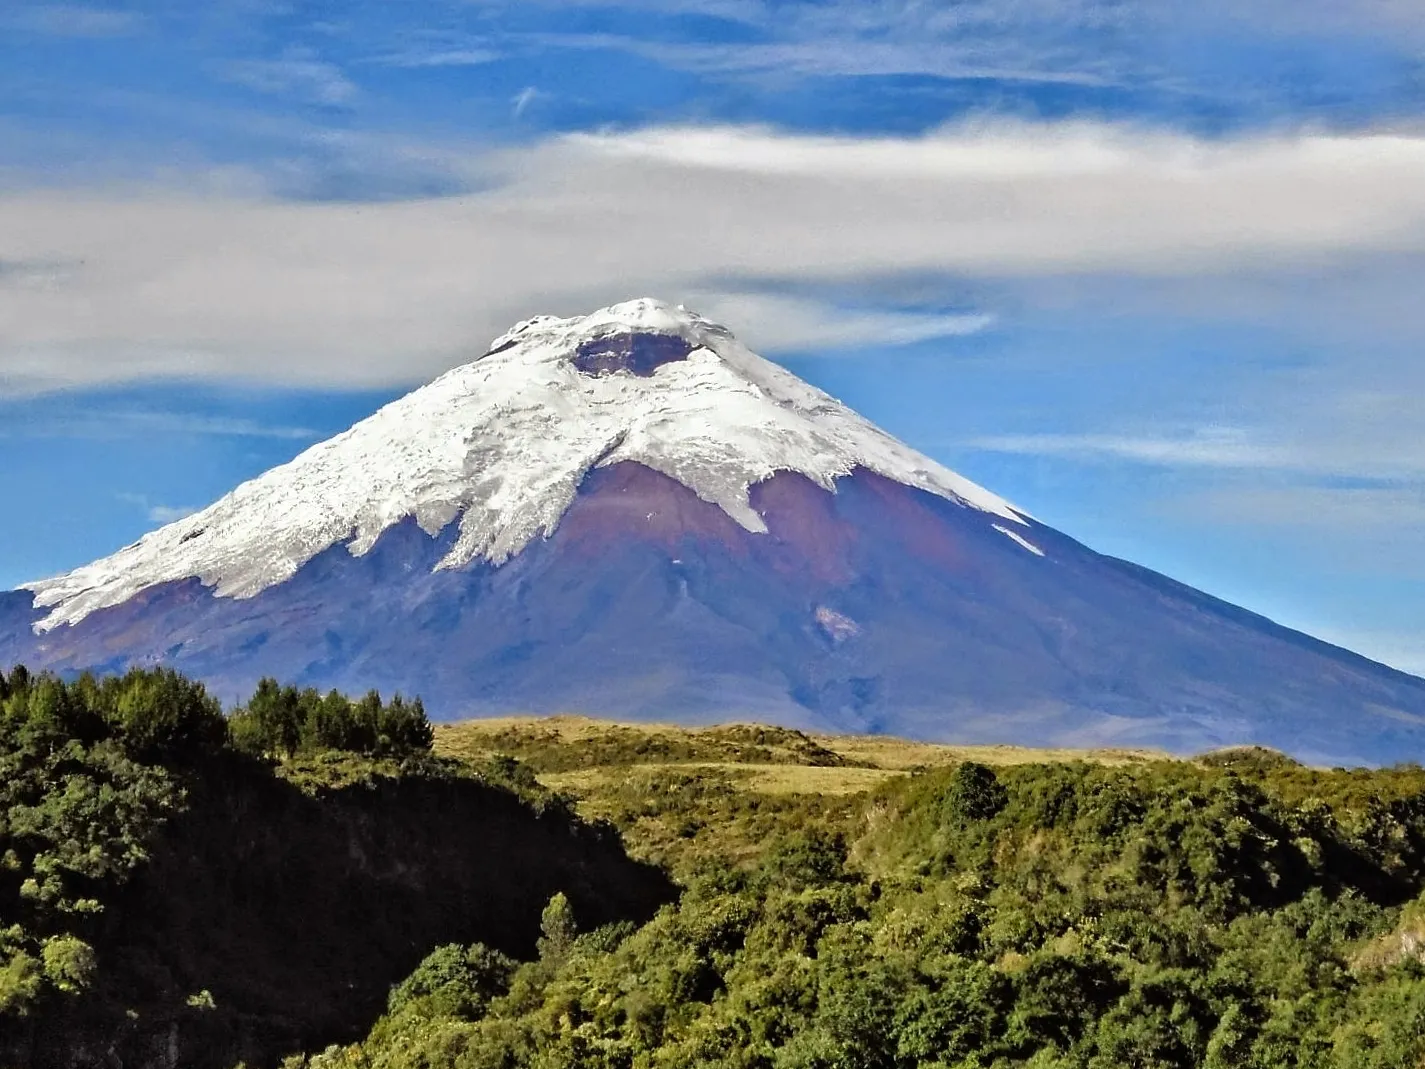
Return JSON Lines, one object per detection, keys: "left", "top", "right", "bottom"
{"left": 4, "top": 0, "right": 1425, "bottom": 674}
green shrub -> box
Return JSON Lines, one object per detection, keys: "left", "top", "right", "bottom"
{"left": 386, "top": 942, "right": 517, "bottom": 1020}
{"left": 943, "top": 761, "right": 1009, "bottom": 824}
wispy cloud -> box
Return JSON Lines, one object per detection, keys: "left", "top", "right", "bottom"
{"left": 0, "top": 410, "right": 320, "bottom": 440}
{"left": 0, "top": 258, "right": 81, "bottom": 291}
{"left": 484, "top": 0, "right": 1425, "bottom": 98}
{"left": 685, "top": 292, "right": 994, "bottom": 351}
{"left": 522, "top": 32, "right": 1121, "bottom": 87}
{"left": 969, "top": 394, "right": 1425, "bottom": 485}
{"left": 5, "top": 121, "right": 1425, "bottom": 392}
{"left": 8, "top": 5, "right": 140, "bottom": 37}
{"left": 146, "top": 503, "right": 197, "bottom": 524}
{"left": 968, "top": 428, "right": 1302, "bottom": 470}
{"left": 116, "top": 493, "right": 198, "bottom": 525}
{"left": 223, "top": 50, "right": 358, "bottom": 107}
{"left": 375, "top": 47, "right": 502, "bottom": 69}
{"left": 1175, "top": 484, "right": 1425, "bottom": 533}
{"left": 481, "top": 0, "right": 1138, "bottom": 87}
{"left": 511, "top": 86, "right": 539, "bottom": 117}
{"left": 122, "top": 413, "right": 320, "bottom": 440}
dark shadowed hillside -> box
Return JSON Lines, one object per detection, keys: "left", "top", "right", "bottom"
{"left": 0, "top": 668, "right": 673, "bottom": 1069}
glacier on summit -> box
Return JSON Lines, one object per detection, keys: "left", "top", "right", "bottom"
{"left": 24, "top": 298, "right": 1025, "bottom": 633}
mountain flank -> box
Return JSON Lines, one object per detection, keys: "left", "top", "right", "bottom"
{"left": 6, "top": 298, "right": 1425, "bottom": 763}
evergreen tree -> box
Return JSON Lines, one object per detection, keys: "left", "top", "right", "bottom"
{"left": 105, "top": 668, "right": 227, "bottom": 762}
{"left": 538, "top": 892, "right": 577, "bottom": 960}
{"left": 5, "top": 665, "right": 30, "bottom": 698}
{"left": 247, "top": 677, "right": 305, "bottom": 757}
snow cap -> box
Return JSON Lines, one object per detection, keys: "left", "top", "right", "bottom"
{"left": 25, "top": 298, "right": 1027, "bottom": 631}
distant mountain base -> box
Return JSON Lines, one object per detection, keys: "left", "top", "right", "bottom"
{"left": 7, "top": 463, "right": 1425, "bottom": 766}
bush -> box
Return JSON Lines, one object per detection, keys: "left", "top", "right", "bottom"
{"left": 386, "top": 942, "right": 517, "bottom": 1021}
{"left": 943, "top": 762, "right": 1009, "bottom": 824}
{"left": 40, "top": 936, "right": 96, "bottom": 994}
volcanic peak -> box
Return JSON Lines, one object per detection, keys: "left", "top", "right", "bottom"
{"left": 23, "top": 298, "right": 1026, "bottom": 633}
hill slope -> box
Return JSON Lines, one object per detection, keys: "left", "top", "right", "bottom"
{"left": 300, "top": 714, "right": 1425, "bottom": 1069}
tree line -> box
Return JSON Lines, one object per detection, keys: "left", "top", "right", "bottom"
{"left": 229, "top": 677, "right": 434, "bottom": 759}
{"left": 0, "top": 664, "right": 434, "bottom": 766}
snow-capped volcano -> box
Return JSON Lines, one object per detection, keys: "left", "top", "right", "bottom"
{"left": 25, "top": 299, "right": 1024, "bottom": 632}
{"left": 5, "top": 298, "right": 1425, "bottom": 765}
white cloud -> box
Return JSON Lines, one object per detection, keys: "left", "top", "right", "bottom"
{"left": 223, "top": 50, "right": 358, "bottom": 107}
{"left": 511, "top": 86, "right": 539, "bottom": 117}
{"left": 679, "top": 292, "right": 994, "bottom": 351}
{"left": 146, "top": 504, "right": 198, "bottom": 524}
{"left": 116, "top": 493, "right": 197, "bottom": 525}
{"left": 376, "top": 47, "right": 502, "bottom": 69}
{"left": 6, "top": 121, "right": 1425, "bottom": 392}
{"left": 132, "top": 414, "right": 318, "bottom": 440}
{"left": 3, "top": 411, "right": 319, "bottom": 440}
{"left": 522, "top": 31, "right": 1120, "bottom": 86}
{"left": 968, "top": 428, "right": 1302, "bottom": 469}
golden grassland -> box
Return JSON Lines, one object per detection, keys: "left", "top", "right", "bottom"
{"left": 539, "top": 762, "right": 903, "bottom": 796}
{"left": 809, "top": 733, "right": 1162, "bottom": 771}
{"left": 433, "top": 714, "right": 1166, "bottom": 798}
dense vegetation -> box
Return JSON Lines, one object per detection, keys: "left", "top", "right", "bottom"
{"left": 297, "top": 747, "right": 1425, "bottom": 1069}
{"left": 0, "top": 666, "right": 670, "bottom": 1068}
{"left": 4, "top": 663, "right": 1425, "bottom": 1068}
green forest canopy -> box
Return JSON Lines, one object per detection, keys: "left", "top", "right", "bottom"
{"left": 2, "top": 664, "right": 1425, "bottom": 1069}
{"left": 0, "top": 666, "right": 440, "bottom": 1022}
